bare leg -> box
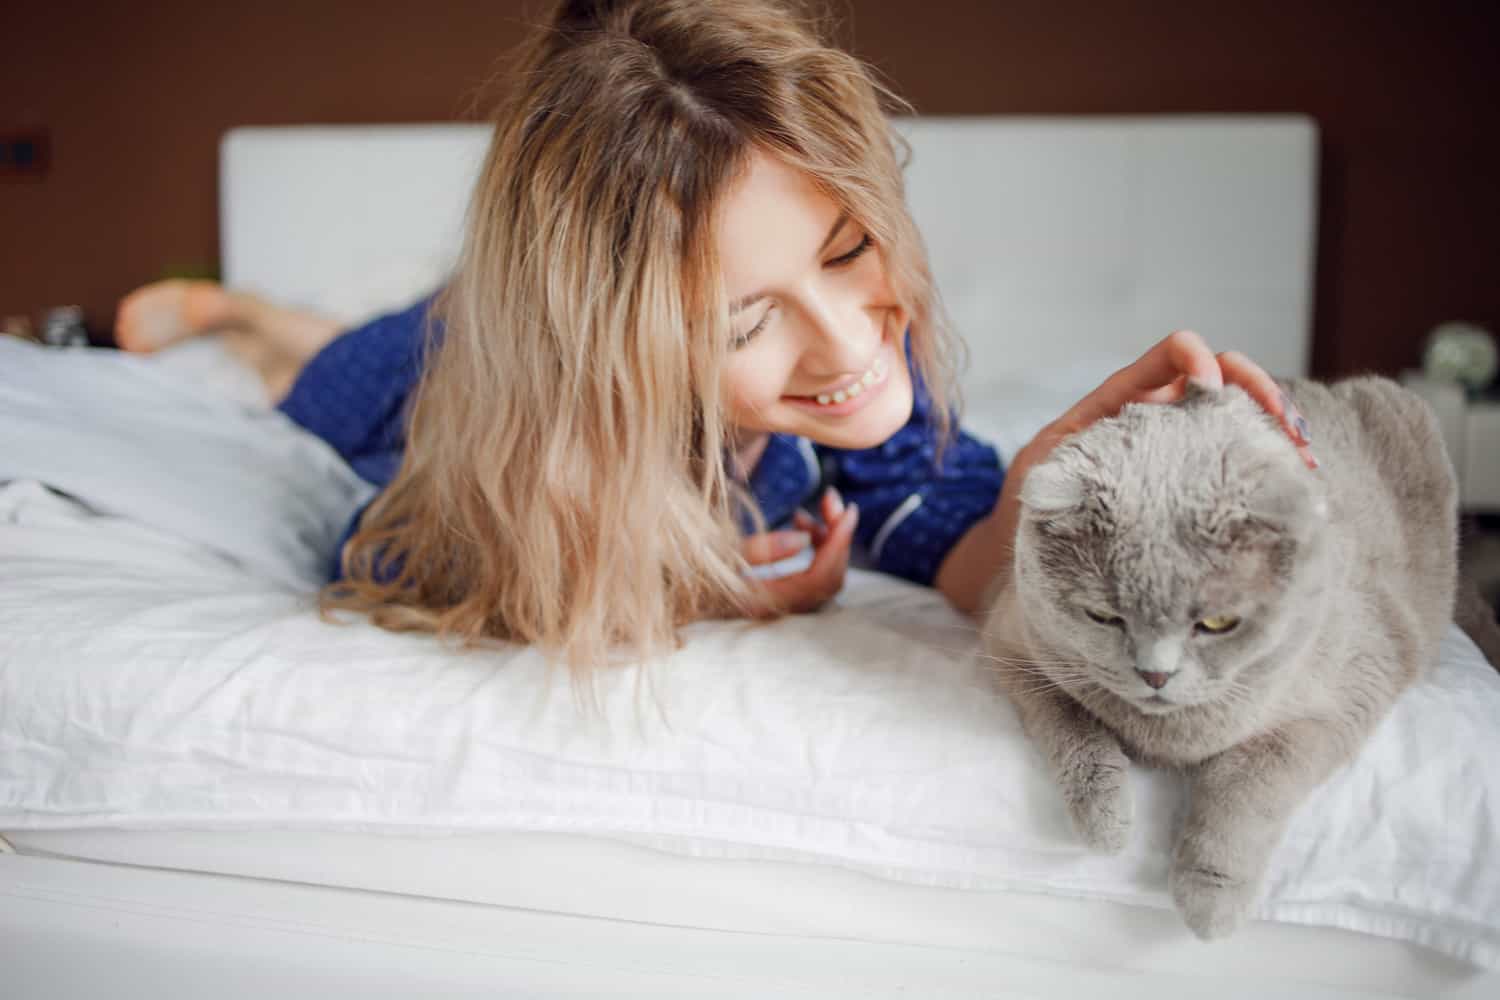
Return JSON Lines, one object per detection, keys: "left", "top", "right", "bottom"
{"left": 115, "top": 280, "right": 341, "bottom": 404}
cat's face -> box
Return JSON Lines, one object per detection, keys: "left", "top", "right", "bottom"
{"left": 1013, "top": 385, "right": 1326, "bottom": 715}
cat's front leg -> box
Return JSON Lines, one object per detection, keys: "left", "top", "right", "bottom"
{"left": 1170, "top": 719, "right": 1354, "bottom": 939}
{"left": 1011, "top": 683, "right": 1133, "bottom": 853}
{"left": 985, "top": 592, "right": 1132, "bottom": 852}
{"left": 1051, "top": 701, "right": 1134, "bottom": 854}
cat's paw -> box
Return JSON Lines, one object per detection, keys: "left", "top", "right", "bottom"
{"left": 1168, "top": 854, "right": 1260, "bottom": 940}
{"left": 1058, "top": 741, "right": 1133, "bottom": 853}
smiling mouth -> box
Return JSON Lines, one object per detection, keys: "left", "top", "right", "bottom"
{"left": 793, "top": 356, "right": 890, "bottom": 406}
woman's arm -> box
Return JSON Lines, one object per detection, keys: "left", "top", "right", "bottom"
{"left": 935, "top": 330, "right": 1316, "bottom": 616}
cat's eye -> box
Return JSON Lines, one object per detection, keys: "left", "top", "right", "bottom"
{"left": 1084, "top": 608, "right": 1124, "bottom": 627}
{"left": 1195, "top": 615, "right": 1241, "bottom": 635}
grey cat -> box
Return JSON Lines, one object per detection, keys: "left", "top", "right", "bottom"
{"left": 982, "top": 376, "right": 1458, "bottom": 939}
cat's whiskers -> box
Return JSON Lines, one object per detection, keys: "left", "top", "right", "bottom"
{"left": 974, "top": 657, "right": 1096, "bottom": 683}
{"left": 970, "top": 648, "right": 1094, "bottom": 669}
{"left": 976, "top": 661, "right": 1099, "bottom": 696}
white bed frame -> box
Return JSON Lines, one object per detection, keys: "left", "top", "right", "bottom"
{"left": 12, "top": 116, "right": 1492, "bottom": 999}
{"left": 217, "top": 116, "right": 1318, "bottom": 386}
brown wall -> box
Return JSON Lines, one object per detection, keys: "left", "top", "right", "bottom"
{"left": 3, "top": 0, "right": 1497, "bottom": 377}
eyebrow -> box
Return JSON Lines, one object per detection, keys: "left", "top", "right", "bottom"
{"left": 729, "top": 212, "right": 851, "bottom": 315}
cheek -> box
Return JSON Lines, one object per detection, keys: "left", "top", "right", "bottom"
{"left": 722, "top": 352, "right": 791, "bottom": 427}
{"left": 1086, "top": 626, "right": 1130, "bottom": 669}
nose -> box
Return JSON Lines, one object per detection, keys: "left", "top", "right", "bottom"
{"left": 797, "top": 287, "right": 879, "bottom": 374}
{"left": 1134, "top": 635, "right": 1182, "bottom": 691}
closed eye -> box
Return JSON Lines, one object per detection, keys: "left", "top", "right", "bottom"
{"left": 1084, "top": 608, "right": 1124, "bottom": 627}
{"left": 828, "top": 233, "right": 872, "bottom": 267}
{"left": 730, "top": 234, "right": 873, "bottom": 349}
{"left": 731, "top": 306, "right": 774, "bottom": 350}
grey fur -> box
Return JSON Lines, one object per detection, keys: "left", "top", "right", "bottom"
{"left": 983, "top": 377, "right": 1458, "bottom": 939}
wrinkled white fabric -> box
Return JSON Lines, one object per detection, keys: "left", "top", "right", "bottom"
{"left": 0, "top": 343, "right": 1496, "bottom": 968}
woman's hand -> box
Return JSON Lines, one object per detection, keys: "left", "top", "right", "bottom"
{"left": 742, "top": 487, "right": 859, "bottom": 615}
{"left": 1024, "top": 329, "right": 1316, "bottom": 472}
{"left": 934, "top": 330, "right": 1314, "bottom": 616}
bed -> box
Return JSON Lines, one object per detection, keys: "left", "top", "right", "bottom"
{"left": 3, "top": 116, "right": 1498, "bottom": 999}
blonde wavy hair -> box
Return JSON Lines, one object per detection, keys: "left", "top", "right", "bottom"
{"left": 325, "top": 0, "right": 962, "bottom": 687}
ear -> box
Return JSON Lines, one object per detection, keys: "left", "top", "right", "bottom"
{"left": 1226, "top": 450, "right": 1327, "bottom": 548}
{"left": 1019, "top": 455, "right": 1086, "bottom": 514}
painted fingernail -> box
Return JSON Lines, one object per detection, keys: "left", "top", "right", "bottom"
{"left": 1293, "top": 414, "right": 1312, "bottom": 443}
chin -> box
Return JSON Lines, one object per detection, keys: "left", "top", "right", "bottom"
{"left": 804, "top": 375, "right": 914, "bottom": 450}
{"left": 1131, "top": 697, "right": 1185, "bottom": 716}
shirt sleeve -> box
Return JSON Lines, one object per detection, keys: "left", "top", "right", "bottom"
{"left": 819, "top": 386, "right": 1005, "bottom": 587}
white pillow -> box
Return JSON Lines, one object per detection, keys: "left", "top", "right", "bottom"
{"left": 0, "top": 337, "right": 374, "bottom": 590}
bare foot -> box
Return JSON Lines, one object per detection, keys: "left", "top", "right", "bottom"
{"left": 115, "top": 280, "right": 236, "bottom": 353}
{"left": 114, "top": 279, "right": 341, "bottom": 405}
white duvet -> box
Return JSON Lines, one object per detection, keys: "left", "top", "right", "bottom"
{"left": 1, "top": 338, "right": 1497, "bottom": 969}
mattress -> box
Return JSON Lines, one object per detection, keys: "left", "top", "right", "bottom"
{"left": 4, "top": 828, "right": 1495, "bottom": 999}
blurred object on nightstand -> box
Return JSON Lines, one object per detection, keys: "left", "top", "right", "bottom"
{"left": 39, "top": 306, "right": 89, "bottom": 348}
{"left": 2, "top": 315, "right": 39, "bottom": 343}
{"left": 1423, "top": 321, "right": 1498, "bottom": 394}
{"left": 1402, "top": 370, "right": 1500, "bottom": 514}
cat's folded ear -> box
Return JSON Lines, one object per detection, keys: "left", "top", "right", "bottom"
{"left": 1226, "top": 451, "right": 1328, "bottom": 548}
{"left": 1019, "top": 453, "right": 1087, "bottom": 514}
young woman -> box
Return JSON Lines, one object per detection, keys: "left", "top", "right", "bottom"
{"left": 117, "top": 0, "right": 1314, "bottom": 680}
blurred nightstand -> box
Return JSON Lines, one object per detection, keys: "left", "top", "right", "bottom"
{"left": 1401, "top": 373, "right": 1500, "bottom": 513}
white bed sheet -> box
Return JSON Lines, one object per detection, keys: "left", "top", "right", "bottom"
{"left": 3, "top": 340, "right": 1498, "bottom": 980}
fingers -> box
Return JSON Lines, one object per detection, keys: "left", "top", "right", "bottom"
{"left": 742, "top": 529, "right": 812, "bottom": 566}
{"left": 793, "top": 508, "right": 829, "bottom": 547}
{"left": 791, "top": 487, "right": 845, "bottom": 547}
{"left": 1215, "top": 350, "right": 1318, "bottom": 469}
{"left": 1056, "top": 330, "right": 1221, "bottom": 435}
{"left": 1038, "top": 331, "right": 1319, "bottom": 472}
{"left": 807, "top": 500, "right": 858, "bottom": 579}
{"left": 1215, "top": 350, "right": 1284, "bottom": 424}
{"left": 1136, "top": 373, "right": 1190, "bottom": 405}
{"left": 820, "top": 486, "right": 846, "bottom": 525}
{"left": 760, "top": 501, "right": 859, "bottom": 613}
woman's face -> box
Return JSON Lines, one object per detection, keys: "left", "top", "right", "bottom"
{"left": 716, "top": 149, "right": 914, "bottom": 451}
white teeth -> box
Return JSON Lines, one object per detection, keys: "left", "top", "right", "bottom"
{"left": 806, "top": 356, "right": 886, "bottom": 406}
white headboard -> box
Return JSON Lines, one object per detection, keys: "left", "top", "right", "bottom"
{"left": 221, "top": 115, "right": 1317, "bottom": 386}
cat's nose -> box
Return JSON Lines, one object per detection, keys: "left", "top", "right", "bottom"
{"left": 1136, "top": 669, "right": 1173, "bottom": 690}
